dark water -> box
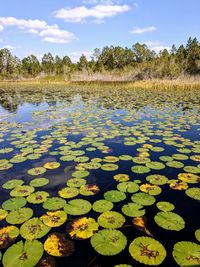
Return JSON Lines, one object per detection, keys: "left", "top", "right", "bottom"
{"left": 0, "top": 85, "right": 200, "bottom": 267}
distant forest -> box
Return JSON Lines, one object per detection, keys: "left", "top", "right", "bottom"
{"left": 0, "top": 37, "right": 200, "bottom": 80}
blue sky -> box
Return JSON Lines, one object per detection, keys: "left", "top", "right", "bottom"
{"left": 0, "top": 0, "right": 200, "bottom": 61}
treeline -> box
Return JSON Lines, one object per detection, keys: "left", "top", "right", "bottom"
{"left": 0, "top": 37, "right": 200, "bottom": 80}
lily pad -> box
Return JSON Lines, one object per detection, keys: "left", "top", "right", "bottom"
{"left": 146, "top": 175, "right": 168, "bottom": 185}
{"left": 185, "top": 187, "right": 200, "bottom": 200}
{"left": 43, "top": 162, "right": 60, "bottom": 169}
{"left": 154, "top": 211, "right": 185, "bottom": 231}
{"left": 64, "top": 199, "right": 92, "bottom": 215}
{"left": 131, "top": 165, "right": 150, "bottom": 174}
{"left": 27, "top": 167, "right": 46, "bottom": 176}
{"left": 129, "top": 236, "right": 166, "bottom": 265}
{"left": 44, "top": 233, "right": 75, "bottom": 257}
{"left": 195, "top": 229, "right": 200, "bottom": 242}
{"left": 67, "top": 178, "right": 86, "bottom": 188}
{"left": 43, "top": 197, "right": 66, "bottom": 210}
{"left": 117, "top": 182, "right": 139, "bottom": 193}
{"left": 2, "top": 179, "right": 24, "bottom": 189}
{"left": 27, "top": 191, "right": 49, "bottom": 204}
{"left": 146, "top": 161, "right": 165, "bottom": 170}
{"left": 10, "top": 185, "right": 35, "bottom": 197}
{"left": 2, "top": 197, "right": 27, "bottom": 211}
{"left": 0, "top": 226, "right": 19, "bottom": 249}
{"left": 41, "top": 210, "right": 67, "bottom": 227}
{"left": 58, "top": 187, "right": 79, "bottom": 199}
{"left": 30, "top": 178, "right": 49, "bottom": 187}
{"left": 91, "top": 229, "right": 127, "bottom": 256}
{"left": 93, "top": 199, "right": 113, "bottom": 213}
{"left": 0, "top": 209, "right": 8, "bottom": 221}
{"left": 183, "top": 166, "right": 200, "bottom": 174}
{"left": 178, "top": 173, "right": 199, "bottom": 184}
{"left": 97, "top": 211, "right": 125, "bottom": 229}
{"left": 156, "top": 201, "right": 175, "bottom": 212}
{"left": 101, "top": 164, "right": 119, "bottom": 171}
{"left": 131, "top": 193, "right": 156, "bottom": 206}
{"left": 6, "top": 207, "right": 33, "bottom": 225}
{"left": 80, "top": 184, "right": 100, "bottom": 196}
{"left": 140, "top": 184, "right": 162, "bottom": 196}
{"left": 66, "top": 217, "right": 99, "bottom": 239}
{"left": 20, "top": 217, "right": 51, "bottom": 240}
{"left": 113, "top": 174, "right": 130, "bottom": 182}
{"left": 3, "top": 240, "right": 44, "bottom": 267}
{"left": 173, "top": 241, "right": 200, "bottom": 266}
{"left": 104, "top": 190, "right": 126, "bottom": 202}
{"left": 122, "top": 203, "right": 145, "bottom": 217}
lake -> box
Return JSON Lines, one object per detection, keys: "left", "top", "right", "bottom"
{"left": 0, "top": 84, "right": 200, "bottom": 267}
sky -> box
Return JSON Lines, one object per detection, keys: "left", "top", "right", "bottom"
{"left": 0, "top": 0, "right": 200, "bottom": 61}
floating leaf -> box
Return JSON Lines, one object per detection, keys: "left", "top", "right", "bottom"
{"left": 30, "top": 178, "right": 49, "bottom": 187}
{"left": 44, "top": 233, "right": 75, "bottom": 257}
{"left": 66, "top": 178, "right": 86, "bottom": 188}
{"left": 91, "top": 229, "right": 127, "bottom": 256}
{"left": 101, "top": 164, "right": 119, "bottom": 171}
{"left": 66, "top": 217, "right": 99, "bottom": 240}
{"left": 173, "top": 241, "right": 200, "bottom": 266}
{"left": 27, "top": 191, "right": 49, "bottom": 204}
{"left": 97, "top": 211, "right": 125, "bottom": 229}
{"left": 80, "top": 184, "right": 100, "bottom": 196}
{"left": 58, "top": 187, "right": 79, "bottom": 199}
{"left": 166, "top": 161, "right": 184, "bottom": 168}
{"left": 132, "top": 216, "right": 153, "bottom": 236}
{"left": 43, "top": 197, "right": 66, "bottom": 210}
{"left": 0, "top": 226, "right": 19, "bottom": 249}
{"left": 2, "top": 179, "right": 24, "bottom": 189}
{"left": 140, "top": 184, "right": 162, "bottom": 196}
{"left": 195, "top": 229, "right": 200, "bottom": 242}
{"left": 129, "top": 236, "right": 166, "bottom": 265}
{"left": 117, "top": 182, "right": 139, "bottom": 193}
{"left": 146, "top": 161, "right": 165, "bottom": 170}
{"left": 3, "top": 240, "right": 43, "bottom": 267}
{"left": 131, "top": 165, "right": 150, "bottom": 174}
{"left": 43, "top": 162, "right": 60, "bottom": 169}
{"left": 20, "top": 217, "right": 50, "bottom": 240}
{"left": 156, "top": 201, "right": 175, "bottom": 212}
{"left": 93, "top": 199, "right": 113, "bottom": 213}
{"left": 185, "top": 187, "right": 200, "bottom": 200}
{"left": 0, "top": 209, "right": 8, "bottom": 221}
{"left": 64, "top": 199, "right": 92, "bottom": 215}
{"left": 27, "top": 167, "right": 47, "bottom": 176}
{"left": 10, "top": 185, "right": 35, "bottom": 197}
{"left": 41, "top": 210, "right": 67, "bottom": 227}
{"left": 131, "top": 193, "right": 155, "bottom": 206}
{"left": 2, "top": 197, "right": 27, "bottom": 211}
{"left": 146, "top": 175, "right": 168, "bottom": 185}
{"left": 72, "top": 170, "right": 89, "bottom": 178}
{"left": 104, "top": 190, "right": 126, "bottom": 202}
{"left": 113, "top": 174, "right": 130, "bottom": 182}
{"left": 154, "top": 211, "right": 185, "bottom": 231}
{"left": 122, "top": 203, "right": 145, "bottom": 217}
{"left": 183, "top": 166, "right": 200, "bottom": 174}
{"left": 6, "top": 207, "right": 33, "bottom": 225}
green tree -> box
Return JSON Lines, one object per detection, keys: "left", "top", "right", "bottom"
{"left": 41, "top": 52, "right": 55, "bottom": 74}
{"left": 22, "top": 55, "right": 40, "bottom": 77}
{"left": 186, "top": 37, "right": 200, "bottom": 74}
{"left": 77, "top": 54, "right": 88, "bottom": 71}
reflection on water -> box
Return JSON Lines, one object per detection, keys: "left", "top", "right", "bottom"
{"left": 0, "top": 85, "right": 200, "bottom": 267}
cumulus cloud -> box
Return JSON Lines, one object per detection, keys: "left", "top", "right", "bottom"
{"left": 144, "top": 41, "right": 171, "bottom": 52}
{"left": 55, "top": 4, "right": 130, "bottom": 23}
{"left": 0, "top": 17, "right": 77, "bottom": 44}
{"left": 130, "top": 26, "right": 156, "bottom": 34}
{"left": 0, "top": 25, "right": 4, "bottom": 31}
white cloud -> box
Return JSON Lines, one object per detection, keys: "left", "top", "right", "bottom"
{"left": 0, "top": 25, "right": 4, "bottom": 31}
{"left": 68, "top": 50, "right": 93, "bottom": 62}
{"left": 0, "top": 17, "right": 77, "bottom": 44}
{"left": 55, "top": 4, "right": 130, "bottom": 23}
{"left": 144, "top": 41, "right": 171, "bottom": 52}
{"left": 130, "top": 26, "right": 156, "bottom": 34}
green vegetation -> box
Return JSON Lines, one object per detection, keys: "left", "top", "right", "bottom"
{"left": 0, "top": 37, "right": 200, "bottom": 81}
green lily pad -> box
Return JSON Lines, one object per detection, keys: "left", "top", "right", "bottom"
{"left": 101, "top": 164, "right": 119, "bottom": 171}
{"left": 58, "top": 187, "right": 79, "bottom": 199}
{"left": 43, "top": 197, "right": 66, "bottom": 210}
{"left": 3, "top": 240, "right": 44, "bottom": 267}
{"left": 67, "top": 178, "right": 86, "bottom": 188}
{"left": 173, "top": 241, "right": 200, "bottom": 266}
{"left": 104, "top": 190, "right": 126, "bottom": 202}
{"left": 129, "top": 236, "right": 166, "bottom": 265}
{"left": 27, "top": 191, "right": 49, "bottom": 204}
{"left": 44, "top": 233, "right": 75, "bottom": 257}
{"left": 113, "top": 174, "right": 130, "bottom": 182}
{"left": 97, "top": 211, "right": 125, "bottom": 229}
{"left": 131, "top": 165, "right": 150, "bottom": 174}
{"left": 64, "top": 199, "right": 92, "bottom": 215}
{"left": 166, "top": 161, "right": 184, "bottom": 168}
{"left": 185, "top": 187, "right": 200, "bottom": 200}
{"left": 156, "top": 201, "right": 175, "bottom": 212}
{"left": 122, "top": 203, "right": 145, "bottom": 217}
{"left": 27, "top": 167, "right": 46, "bottom": 176}
{"left": 20, "top": 217, "right": 51, "bottom": 240}
{"left": 66, "top": 217, "right": 99, "bottom": 240}
{"left": 146, "top": 161, "right": 165, "bottom": 170}
{"left": 131, "top": 193, "right": 156, "bottom": 206}
{"left": 30, "top": 178, "right": 49, "bottom": 187}
{"left": 172, "top": 154, "right": 189, "bottom": 160}
{"left": 6, "top": 207, "right": 33, "bottom": 225}
{"left": 80, "top": 184, "right": 100, "bottom": 196}
{"left": 93, "top": 200, "right": 113, "bottom": 213}
{"left": 146, "top": 174, "right": 168, "bottom": 185}
{"left": 91, "top": 229, "right": 127, "bottom": 256}
{"left": 183, "top": 166, "right": 200, "bottom": 174}
{"left": 178, "top": 173, "right": 199, "bottom": 184}
{"left": 2, "top": 197, "right": 27, "bottom": 211}
{"left": 154, "top": 211, "right": 185, "bottom": 231}
{"left": 140, "top": 184, "right": 162, "bottom": 196}
{"left": 117, "top": 182, "right": 139, "bottom": 193}
{"left": 2, "top": 179, "right": 24, "bottom": 189}
{"left": 72, "top": 170, "right": 90, "bottom": 178}
{"left": 0, "top": 209, "right": 8, "bottom": 221}
{"left": 10, "top": 185, "right": 35, "bottom": 197}
{"left": 195, "top": 229, "right": 200, "bottom": 242}
{"left": 43, "top": 162, "right": 60, "bottom": 169}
